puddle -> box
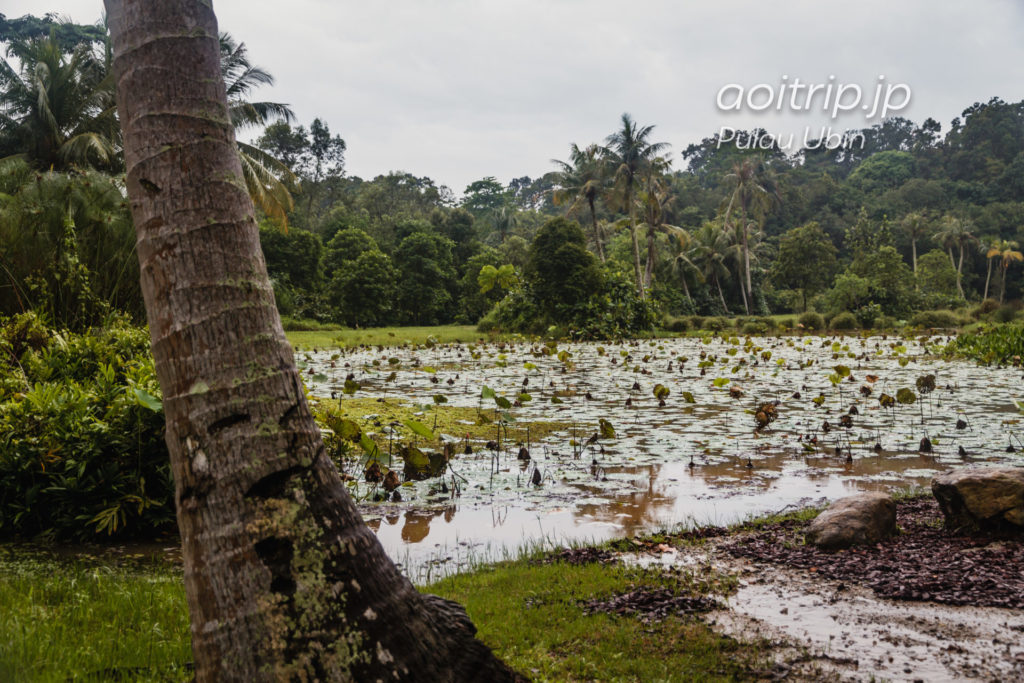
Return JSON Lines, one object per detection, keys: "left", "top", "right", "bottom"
{"left": 719, "top": 565, "right": 1024, "bottom": 681}
{"left": 300, "top": 335, "right": 1024, "bottom": 581}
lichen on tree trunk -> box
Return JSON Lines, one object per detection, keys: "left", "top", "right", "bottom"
{"left": 104, "top": 1, "right": 519, "bottom": 680}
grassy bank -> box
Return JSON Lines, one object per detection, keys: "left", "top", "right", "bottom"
{"left": 286, "top": 324, "right": 512, "bottom": 350}
{"left": 0, "top": 544, "right": 766, "bottom": 682}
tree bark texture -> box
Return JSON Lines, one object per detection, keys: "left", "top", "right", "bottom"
{"left": 105, "top": 1, "right": 517, "bottom": 680}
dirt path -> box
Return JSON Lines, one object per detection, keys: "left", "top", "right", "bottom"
{"left": 714, "top": 554, "right": 1024, "bottom": 681}
{"left": 633, "top": 498, "right": 1024, "bottom": 681}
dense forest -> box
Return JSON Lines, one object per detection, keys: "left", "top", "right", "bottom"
{"left": 3, "top": 13, "right": 1024, "bottom": 339}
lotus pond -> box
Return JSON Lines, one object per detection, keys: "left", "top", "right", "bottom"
{"left": 299, "top": 333, "right": 1024, "bottom": 581}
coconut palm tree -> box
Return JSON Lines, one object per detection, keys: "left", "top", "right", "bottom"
{"left": 636, "top": 160, "right": 686, "bottom": 289}
{"left": 0, "top": 34, "right": 120, "bottom": 171}
{"left": 690, "top": 221, "right": 732, "bottom": 313}
{"left": 981, "top": 236, "right": 999, "bottom": 301}
{"left": 722, "top": 158, "right": 774, "bottom": 313}
{"left": 900, "top": 211, "right": 930, "bottom": 276}
{"left": 219, "top": 33, "right": 297, "bottom": 227}
{"left": 105, "top": 1, "right": 517, "bottom": 678}
{"left": 670, "top": 228, "right": 701, "bottom": 307}
{"left": 602, "top": 113, "right": 670, "bottom": 299}
{"left": 551, "top": 143, "right": 608, "bottom": 261}
{"left": 934, "top": 215, "right": 976, "bottom": 299}
{"left": 490, "top": 205, "right": 517, "bottom": 244}
{"left": 988, "top": 239, "right": 1023, "bottom": 303}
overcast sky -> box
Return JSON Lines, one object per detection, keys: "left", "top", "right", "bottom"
{"left": 9, "top": 0, "right": 1024, "bottom": 193}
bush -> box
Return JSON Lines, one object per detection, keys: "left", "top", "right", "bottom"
{"left": 704, "top": 317, "right": 728, "bottom": 332}
{"left": 662, "top": 315, "right": 690, "bottom": 333}
{"left": 910, "top": 309, "right": 963, "bottom": 329}
{"left": 777, "top": 318, "right": 794, "bottom": 331}
{"left": 281, "top": 316, "right": 342, "bottom": 332}
{"left": 741, "top": 321, "right": 767, "bottom": 335}
{"left": 854, "top": 303, "right": 882, "bottom": 329}
{"left": 689, "top": 316, "right": 705, "bottom": 331}
{"left": 830, "top": 311, "right": 859, "bottom": 330}
{"left": 0, "top": 314, "right": 174, "bottom": 541}
{"left": 797, "top": 311, "right": 824, "bottom": 331}
{"left": 995, "top": 305, "right": 1018, "bottom": 323}
{"left": 978, "top": 298, "right": 1000, "bottom": 315}
{"left": 875, "top": 315, "right": 898, "bottom": 330}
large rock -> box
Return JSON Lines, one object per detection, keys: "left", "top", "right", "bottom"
{"left": 805, "top": 493, "right": 896, "bottom": 550}
{"left": 931, "top": 467, "right": 1024, "bottom": 533}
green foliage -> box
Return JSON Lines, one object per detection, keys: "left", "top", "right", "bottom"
{"left": 0, "top": 161, "right": 142, "bottom": 328}
{"left": 916, "top": 249, "right": 961, "bottom": 308}
{"left": 480, "top": 218, "right": 654, "bottom": 339}
{"left": 393, "top": 230, "right": 458, "bottom": 325}
{"left": 260, "top": 226, "right": 324, "bottom": 292}
{"left": 946, "top": 323, "right": 1024, "bottom": 364}
{"left": 797, "top": 311, "right": 824, "bottom": 331}
{"left": 847, "top": 246, "right": 919, "bottom": 317}
{"left": 771, "top": 222, "right": 837, "bottom": 310}
{"left": 525, "top": 217, "right": 603, "bottom": 317}
{"left": 327, "top": 250, "right": 396, "bottom": 327}
{"left": 910, "top": 309, "right": 964, "bottom": 329}
{"left": 830, "top": 311, "right": 859, "bottom": 330}
{"left": 0, "top": 314, "right": 174, "bottom": 540}
{"left": 995, "top": 305, "right": 1019, "bottom": 323}
{"left": 661, "top": 314, "right": 690, "bottom": 333}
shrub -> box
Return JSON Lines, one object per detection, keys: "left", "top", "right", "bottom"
{"left": 704, "top": 317, "right": 728, "bottom": 332}
{"left": 978, "top": 298, "right": 1000, "bottom": 315}
{"left": 910, "top": 309, "right": 963, "bottom": 329}
{"left": 776, "top": 318, "right": 794, "bottom": 331}
{"left": 830, "top": 311, "right": 859, "bottom": 330}
{"left": 281, "top": 316, "right": 342, "bottom": 332}
{"left": 0, "top": 314, "right": 174, "bottom": 541}
{"left": 995, "top": 305, "right": 1018, "bottom": 323}
{"left": 797, "top": 311, "right": 824, "bottom": 331}
{"left": 854, "top": 303, "right": 882, "bottom": 329}
{"left": 875, "top": 315, "right": 898, "bottom": 330}
{"left": 741, "top": 321, "right": 767, "bottom": 335}
{"left": 662, "top": 315, "right": 690, "bottom": 333}
{"left": 689, "top": 316, "right": 705, "bottom": 331}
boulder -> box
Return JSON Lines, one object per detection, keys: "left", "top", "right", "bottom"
{"left": 805, "top": 493, "right": 896, "bottom": 550}
{"left": 931, "top": 467, "right": 1024, "bottom": 533}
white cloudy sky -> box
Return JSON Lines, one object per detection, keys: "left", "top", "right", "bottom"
{"left": 9, "top": 0, "right": 1024, "bottom": 192}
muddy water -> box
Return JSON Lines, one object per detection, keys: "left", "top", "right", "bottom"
{"left": 301, "top": 335, "right": 1024, "bottom": 581}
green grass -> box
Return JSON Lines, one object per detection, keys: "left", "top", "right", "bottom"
{"left": 286, "top": 324, "right": 514, "bottom": 349}
{"left": 0, "top": 548, "right": 190, "bottom": 682}
{"left": 427, "top": 560, "right": 763, "bottom": 682}
{"left": 0, "top": 543, "right": 769, "bottom": 682}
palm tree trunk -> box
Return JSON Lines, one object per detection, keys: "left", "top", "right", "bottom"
{"left": 1000, "top": 265, "right": 1008, "bottom": 303}
{"left": 715, "top": 275, "right": 729, "bottom": 313}
{"left": 737, "top": 268, "right": 749, "bottom": 314}
{"left": 627, "top": 188, "right": 644, "bottom": 299}
{"left": 742, "top": 224, "right": 752, "bottom": 314}
{"left": 956, "top": 244, "right": 966, "bottom": 299}
{"left": 984, "top": 258, "right": 993, "bottom": 300}
{"left": 644, "top": 225, "right": 656, "bottom": 289}
{"left": 588, "top": 197, "right": 605, "bottom": 262}
{"left": 105, "top": 2, "right": 516, "bottom": 680}
{"left": 911, "top": 238, "right": 918, "bottom": 275}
